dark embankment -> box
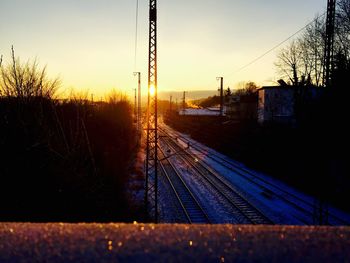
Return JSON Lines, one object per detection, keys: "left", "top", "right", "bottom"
{"left": 0, "top": 97, "right": 141, "bottom": 222}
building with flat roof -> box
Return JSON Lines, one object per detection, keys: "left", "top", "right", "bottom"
{"left": 258, "top": 86, "right": 295, "bottom": 124}
{"left": 258, "top": 86, "right": 323, "bottom": 125}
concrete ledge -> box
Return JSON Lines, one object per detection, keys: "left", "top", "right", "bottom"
{"left": 0, "top": 223, "right": 349, "bottom": 262}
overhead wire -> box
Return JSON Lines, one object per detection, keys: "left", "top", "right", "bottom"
{"left": 134, "top": 0, "right": 139, "bottom": 71}
{"left": 223, "top": 12, "right": 326, "bottom": 79}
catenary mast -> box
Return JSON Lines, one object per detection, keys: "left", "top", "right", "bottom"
{"left": 145, "top": 0, "right": 158, "bottom": 222}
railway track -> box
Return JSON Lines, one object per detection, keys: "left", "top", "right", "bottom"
{"left": 158, "top": 147, "right": 211, "bottom": 224}
{"left": 159, "top": 125, "right": 350, "bottom": 225}
{"left": 159, "top": 132, "right": 273, "bottom": 225}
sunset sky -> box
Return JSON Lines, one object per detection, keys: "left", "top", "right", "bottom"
{"left": 0, "top": 0, "right": 326, "bottom": 99}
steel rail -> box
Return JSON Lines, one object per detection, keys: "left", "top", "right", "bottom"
{"left": 161, "top": 134, "right": 273, "bottom": 225}
{"left": 158, "top": 159, "right": 192, "bottom": 223}
{"left": 160, "top": 125, "right": 350, "bottom": 225}
{"left": 158, "top": 147, "right": 211, "bottom": 224}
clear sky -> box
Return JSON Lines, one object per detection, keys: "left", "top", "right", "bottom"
{"left": 0, "top": 0, "right": 326, "bottom": 98}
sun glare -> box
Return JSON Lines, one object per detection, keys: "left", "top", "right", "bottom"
{"left": 149, "top": 84, "right": 156, "bottom": 97}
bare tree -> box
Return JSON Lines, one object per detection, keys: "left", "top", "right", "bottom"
{"left": 106, "top": 89, "right": 129, "bottom": 104}
{"left": 301, "top": 15, "right": 325, "bottom": 86}
{"left": 234, "top": 81, "right": 259, "bottom": 96}
{"left": 275, "top": 15, "right": 325, "bottom": 87}
{"left": 275, "top": 1, "right": 350, "bottom": 87}
{"left": 275, "top": 40, "right": 304, "bottom": 86}
{"left": 336, "top": 0, "right": 350, "bottom": 58}
{"left": 0, "top": 47, "right": 60, "bottom": 99}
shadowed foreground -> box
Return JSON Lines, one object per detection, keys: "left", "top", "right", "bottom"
{"left": 0, "top": 223, "right": 349, "bottom": 262}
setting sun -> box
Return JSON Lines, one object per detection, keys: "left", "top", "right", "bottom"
{"left": 149, "top": 84, "right": 156, "bottom": 97}
{"left": 1, "top": 0, "right": 349, "bottom": 262}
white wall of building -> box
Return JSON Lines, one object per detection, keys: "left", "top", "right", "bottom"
{"left": 258, "top": 87, "right": 295, "bottom": 124}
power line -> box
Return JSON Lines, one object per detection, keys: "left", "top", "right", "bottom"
{"left": 134, "top": 0, "right": 139, "bottom": 71}
{"left": 224, "top": 12, "right": 326, "bottom": 79}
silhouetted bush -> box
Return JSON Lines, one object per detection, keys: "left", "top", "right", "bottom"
{"left": 0, "top": 47, "right": 59, "bottom": 99}
{"left": 0, "top": 52, "right": 139, "bottom": 222}
{"left": 0, "top": 97, "right": 137, "bottom": 222}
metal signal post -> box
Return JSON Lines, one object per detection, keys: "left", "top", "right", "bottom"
{"left": 217, "top": 77, "right": 224, "bottom": 116}
{"left": 134, "top": 88, "right": 137, "bottom": 120}
{"left": 133, "top": 72, "right": 142, "bottom": 137}
{"left": 182, "top": 91, "right": 187, "bottom": 111}
{"left": 145, "top": 0, "right": 159, "bottom": 223}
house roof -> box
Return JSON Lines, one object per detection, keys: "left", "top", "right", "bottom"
{"left": 257, "top": 86, "right": 295, "bottom": 90}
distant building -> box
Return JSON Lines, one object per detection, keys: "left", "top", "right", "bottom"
{"left": 179, "top": 107, "right": 223, "bottom": 116}
{"left": 226, "top": 94, "right": 258, "bottom": 121}
{"left": 258, "top": 86, "right": 295, "bottom": 124}
{"left": 258, "top": 86, "right": 323, "bottom": 124}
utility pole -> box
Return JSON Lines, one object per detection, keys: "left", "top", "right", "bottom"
{"left": 182, "top": 91, "right": 187, "bottom": 110}
{"left": 137, "top": 73, "right": 141, "bottom": 137}
{"left": 133, "top": 72, "right": 142, "bottom": 136}
{"left": 170, "top": 95, "right": 172, "bottom": 111}
{"left": 134, "top": 88, "right": 137, "bottom": 121}
{"left": 145, "top": 0, "right": 158, "bottom": 223}
{"left": 217, "top": 77, "right": 224, "bottom": 116}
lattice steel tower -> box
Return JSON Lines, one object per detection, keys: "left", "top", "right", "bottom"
{"left": 314, "top": 0, "right": 336, "bottom": 225}
{"left": 145, "top": 0, "right": 159, "bottom": 222}
{"left": 323, "top": 0, "right": 336, "bottom": 88}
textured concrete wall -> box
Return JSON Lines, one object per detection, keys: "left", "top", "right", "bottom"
{"left": 0, "top": 223, "right": 349, "bottom": 262}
